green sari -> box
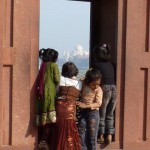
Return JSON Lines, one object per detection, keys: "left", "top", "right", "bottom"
{"left": 35, "top": 62, "right": 60, "bottom": 126}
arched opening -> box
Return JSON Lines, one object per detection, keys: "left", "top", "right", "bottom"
{"left": 40, "top": 0, "right": 90, "bottom": 78}
{"left": 38, "top": 0, "right": 91, "bottom": 144}
{"left": 39, "top": 0, "right": 120, "bottom": 149}
{"left": 89, "top": 0, "right": 119, "bottom": 149}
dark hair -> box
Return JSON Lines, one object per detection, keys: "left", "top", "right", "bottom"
{"left": 94, "top": 43, "right": 111, "bottom": 62}
{"left": 84, "top": 68, "right": 102, "bottom": 85}
{"left": 61, "top": 62, "right": 78, "bottom": 78}
{"left": 39, "top": 48, "right": 58, "bottom": 62}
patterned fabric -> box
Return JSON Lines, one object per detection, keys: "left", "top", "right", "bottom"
{"left": 81, "top": 85, "right": 103, "bottom": 110}
{"left": 55, "top": 86, "right": 82, "bottom": 150}
{"left": 35, "top": 62, "right": 60, "bottom": 126}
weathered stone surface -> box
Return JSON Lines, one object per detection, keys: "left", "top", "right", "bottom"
{"left": 0, "top": 0, "right": 150, "bottom": 149}
{"left": 0, "top": 0, "right": 39, "bottom": 149}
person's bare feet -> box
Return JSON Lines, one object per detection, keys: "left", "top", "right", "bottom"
{"left": 106, "top": 134, "right": 112, "bottom": 144}
{"left": 98, "top": 134, "right": 104, "bottom": 144}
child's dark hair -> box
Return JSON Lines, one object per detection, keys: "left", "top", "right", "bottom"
{"left": 61, "top": 62, "right": 78, "bottom": 78}
{"left": 94, "top": 43, "right": 111, "bottom": 62}
{"left": 39, "top": 48, "right": 58, "bottom": 62}
{"left": 84, "top": 68, "right": 102, "bottom": 85}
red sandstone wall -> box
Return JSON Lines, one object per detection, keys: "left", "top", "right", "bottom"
{"left": 122, "top": 0, "right": 150, "bottom": 149}
{"left": 0, "top": 0, "right": 39, "bottom": 149}
{"left": 90, "top": 0, "right": 150, "bottom": 149}
{"left": 0, "top": 0, "right": 150, "bottom": 150}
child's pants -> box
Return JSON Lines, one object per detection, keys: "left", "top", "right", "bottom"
{"left": 78, "top": 109, "right": 99, "bottom": 150}
{"left": 99, "top": 84, "right": 117, "bottom": 135}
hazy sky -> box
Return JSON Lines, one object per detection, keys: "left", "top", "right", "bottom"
{"left": 40, "top": 0, "right": 90, "bottom": 56}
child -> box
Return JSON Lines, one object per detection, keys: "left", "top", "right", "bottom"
{"left": 35, "top": 48, "right": 60, "bottom": 150}
{"left": 93, "top": 43, "right": 117, "bottom": 144}
{"left": 55, "top": 62, "right": 82, "bottom": 150}
{"left": 77, "top": 68, "right": 103, "bottom": 150}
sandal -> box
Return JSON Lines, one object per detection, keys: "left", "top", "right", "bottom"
{"left": 38, "top": 141, "right": 49, "bottom": 150}
{"left": 97, "top": 134, "right": 105, "bottom": 144}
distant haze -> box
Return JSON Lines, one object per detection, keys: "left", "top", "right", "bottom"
{"left": 40, "top": 0, "right": 90, "bottom": 57}
{"left": 58, "top": 44, "right": 89, "bottom": 69}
